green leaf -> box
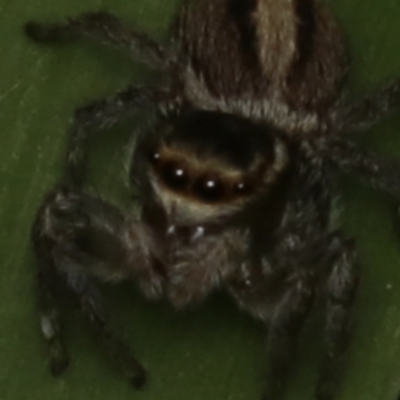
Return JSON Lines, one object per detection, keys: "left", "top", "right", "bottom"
{"left": 1, "top": 1, "right": 400, "bottom": 400}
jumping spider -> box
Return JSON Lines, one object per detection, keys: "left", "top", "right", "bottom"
{"left": 25, "top": 0, "right": 400, "bottom": 399}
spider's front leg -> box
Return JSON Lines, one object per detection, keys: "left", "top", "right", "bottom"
{"left": 261, "top": 231, "right": 358, "bottom": 400}
{"left": 32, "top": 187, "right": 157, "bottom": 387}
{"left": 252, "top": 154, "right": 359, "bottom": 400}
{"left": 262, "top": 268, "right": 315, "bottom": 400}
{"left": 316, "top": 233, "right": 358, "bottom": 400}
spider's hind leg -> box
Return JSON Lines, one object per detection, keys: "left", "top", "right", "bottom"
{"left": 317, "top": 138, "right": 400, "bottom": 198}
{"left": 332, "top": 81, "right": 400, "bottom": 133}
{"left": 24, "top": 11, "right": 179, "bottom": 188}
{"left": 24, "top": 11, "right": 174, "bottom": 69}
{"left": 318, "top": 137, "right": 400, "bottom": 238}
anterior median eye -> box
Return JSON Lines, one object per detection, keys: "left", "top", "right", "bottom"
{"left": 193, "top": 175, "right": 224, "bottom": 202}
{"left": 161, "top": 161, "right": 189, "bottom": 191}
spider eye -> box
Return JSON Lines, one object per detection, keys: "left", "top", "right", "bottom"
{"left": 194, "top": 175, "right": 224, "bottom": 202}
{"left": 148, "top": 150, "right": 161, "bottom": 164}
{"left": 234, "top": 181, "right": 253, "bottom": 196}
{"left": 161, "top": 161, "right": 189, "bottom": 191}
{"left": 151, "top": 152, "right": 161, "bottom": 162}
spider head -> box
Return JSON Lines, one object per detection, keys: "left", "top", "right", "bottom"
{"left": 133, "top": 110, "right": 288, "bottom": 225}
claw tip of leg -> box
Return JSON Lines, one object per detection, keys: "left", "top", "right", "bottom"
{"left": 130, "top": 370, "right": 147, "bottom": 390}
{"left": 50, "top": 357, "right": 70, "bottom": 377}
{"left": 24, "top": 21, "right": 46, "bottom": 41}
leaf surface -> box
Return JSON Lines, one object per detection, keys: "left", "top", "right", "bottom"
{"left": 0, "top": 1, "right": 400, "bottom": 400}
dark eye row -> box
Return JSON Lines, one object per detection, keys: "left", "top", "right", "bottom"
{"left": 150, "top": 152, "right": 254, "bottom": 203}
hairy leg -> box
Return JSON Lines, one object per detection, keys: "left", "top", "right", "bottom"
{"left": 31, "top": 187, "right": 153, "bottom": 387}
{"left": 261, "top": 151, "right": 359, "bottom": 400}
{"left": 24, "top": 11, "right": 180, "bottom": 187}
{"left": 316, "top": 233, "right": 358, "bottom": 400}
{"left": 318, "top": 138, "right": 400, "bottom": 197}
{"left": 262, "top": 271, "right": 314, "bottom": 400}
{"left": 25, "top": 11, "right": 175, "bottom": 69}
{"left": 261, "top": 231, "right": 357, "bottom": 400}
{"left": 37, "top": 270, "right": 69, "bottom": 376}
{"left": 260, "top": 155, "right": 331, "bottom": 399}
{"left": 64, "top": 85, "right": 172, "bottom": 186}
{"left": 331, "top": 81, "right": 400, "bottom": 133}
